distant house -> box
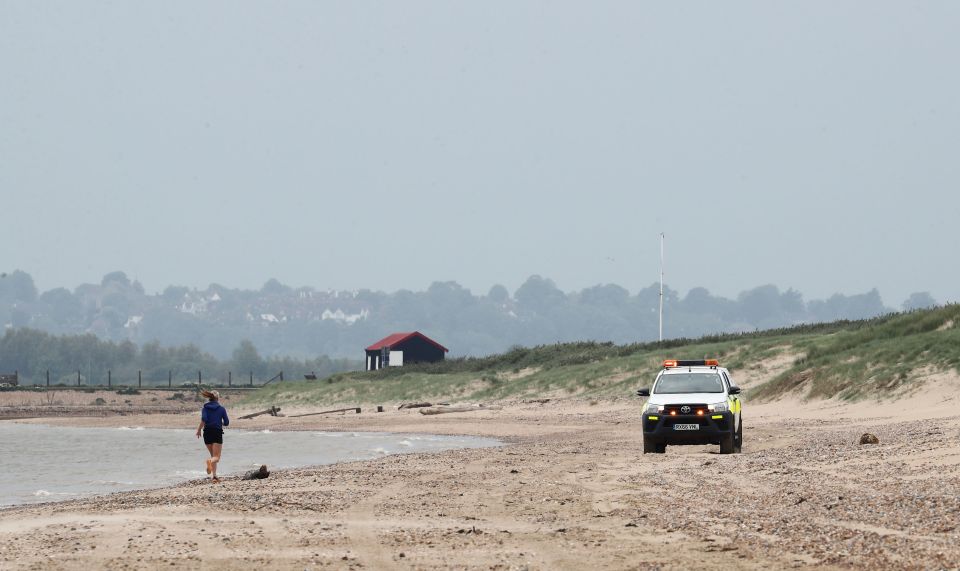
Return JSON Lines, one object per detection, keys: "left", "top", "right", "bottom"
{"left": 365, "top": 332, "right": 448, "bottom": 371}
{"left": 0, "top": 372, "right": 18, "bottom": 387}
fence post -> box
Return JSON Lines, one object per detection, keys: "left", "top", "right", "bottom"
{"left": 138, "top": 370, "right": 142, "bottom": 388}
{"left": 46, "top": 370, "right": 49, "bottom": 387}
{"left": 77, "top": 370, "right": 81, "bottom": 387}
{"left": 108, "top": 370, "right": 111, "bottom": 388}
{"left": 168, "top": 370, "right": 172, "bottom": 388}
{"left": 228, "top": 371, "right": 232, "bottom": 387}
{"left": 198, "top": 370, "right": 202, "bottom": 385}
{"left": 249, "top": 371, "right": 253, "bottom": 387}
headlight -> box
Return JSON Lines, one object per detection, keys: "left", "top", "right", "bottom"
{"left": 644, "top": 403, "right": 663, "bottom": 414}
{"left": 708, "top": 402, "right": 729, "bottom": 413}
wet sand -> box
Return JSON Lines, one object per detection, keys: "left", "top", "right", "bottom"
{"left": 2, "top": 384, "right": 960, "bottom": 571}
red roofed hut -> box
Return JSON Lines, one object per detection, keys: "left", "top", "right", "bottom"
{"left": 365, "top": 331, "right": 448, "bottom": 371}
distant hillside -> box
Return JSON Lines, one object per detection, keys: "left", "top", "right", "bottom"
{"left": 1, "top": 269, "right": 941, "bottom": 360}
{"left": 244, "top": 305, "right": 960, "bottom": 407}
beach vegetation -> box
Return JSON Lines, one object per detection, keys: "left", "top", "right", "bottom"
{"left": 244, "top": 304, "right": 960, "bottom": 407}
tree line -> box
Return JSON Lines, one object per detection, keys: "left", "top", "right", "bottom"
{"left": 0, "top": 328, "right": 358, "bottom": 386}
{"left": 0, "top": 269, "right": 942, "bottom": 360}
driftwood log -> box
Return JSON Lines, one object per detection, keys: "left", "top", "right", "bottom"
{"left": 419, "top": 405, "right": 503, "bottom": 415}
{"left": 239, "top": 406, "right": 282, "bottom": 420}
{"left": 242, "top": 465, "right": 270, "bottom": 480}
{"left": 288, "top": 407, "right": 361, "bottom": 418}
{"left": 398, "top": 402, "right": 434, "bottom": 409}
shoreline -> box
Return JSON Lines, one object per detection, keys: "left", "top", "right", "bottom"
{"left": 0, "top": 417, "right": 511, "bottom": 512}
{"left": 2, "top": 396, "right": 960, "bottom": 569}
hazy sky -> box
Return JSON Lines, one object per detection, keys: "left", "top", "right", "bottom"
{"left": 2, "top": 1, "right": 957, "bottom": 306}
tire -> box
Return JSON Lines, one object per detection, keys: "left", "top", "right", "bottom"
{"left": 734, "top": 416, "right": 743, "bottom": 453}
{"left": 643, "top": 439, "right": 666, "bottom": 454}
{"left": 719, "top": 431, "right": 735, "bottom": 454}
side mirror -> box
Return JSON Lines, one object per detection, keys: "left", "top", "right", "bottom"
{"left": 636, "top": 388, "right": 650, "bottom": 397}
{"left": 728, "top": 386, "right": 741, "bottom": 395}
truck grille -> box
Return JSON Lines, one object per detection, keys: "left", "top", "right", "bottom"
{"left": 662, "top": 404, "right": 709, "bottom": 416}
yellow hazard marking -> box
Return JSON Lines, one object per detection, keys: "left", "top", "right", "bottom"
{"left": 728, "top": 397, "right": 742, "bottom": 414}
{"left": 648, "top": 415, "right": 659, "bottom": 420}
{"left": 711, "top": 414, "right": 723, "bottom": 419}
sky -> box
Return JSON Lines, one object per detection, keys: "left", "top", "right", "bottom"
{"left": 1, "top": 1, "right": 958, "bottom": 307}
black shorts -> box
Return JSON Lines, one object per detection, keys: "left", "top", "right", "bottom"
{"left": 203, "top": 427, "right": 223, "bottom": 445}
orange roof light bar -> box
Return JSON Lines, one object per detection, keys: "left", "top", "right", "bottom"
{"left": 663, "top": 359, "right": 720, "bottom": 368}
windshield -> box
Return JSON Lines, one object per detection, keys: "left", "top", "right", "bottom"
{"left": 654, "top": 372, "right": 724, "bottom": 394}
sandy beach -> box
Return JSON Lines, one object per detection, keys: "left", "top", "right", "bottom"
{"left": 2, "top": 380, "right": 960, "bottom": 570}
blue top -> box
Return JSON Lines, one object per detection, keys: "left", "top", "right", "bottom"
{"left": 201, "top": 401, "right": 230, "bottom": 429}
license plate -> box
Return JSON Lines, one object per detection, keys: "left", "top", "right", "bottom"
{"left": 673, "top": 424, "right": 699, "bottom": 431}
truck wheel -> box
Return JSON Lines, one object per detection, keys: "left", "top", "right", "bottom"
{"left": 734, "top": 417, "right": 743, "bottom": 453}
{"left": 643, "top": 439, "right": 665, "bottom": 454}
{"left": 719, "top": 431, "right": 735, "bottom": 454}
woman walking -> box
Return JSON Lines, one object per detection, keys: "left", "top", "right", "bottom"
{"left": 196, "top": 390, "right": 230, "bottom": 483}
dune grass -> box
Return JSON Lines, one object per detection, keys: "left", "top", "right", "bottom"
{"left": 241, "top": 305, "right": 960, "bottom": 408}
{"left": 751, "top": 304, "right": 960, "bottom": 400}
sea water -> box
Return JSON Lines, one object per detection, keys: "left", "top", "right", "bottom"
{"left": 0, "top": 423, "right": 500, "bottom": 506}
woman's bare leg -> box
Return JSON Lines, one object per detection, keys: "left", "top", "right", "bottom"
{"left": 211, "top": 443, "right": 222, "bottom": 480}
{"left": 205, "top": 444, "right": 214, "bottom": 474}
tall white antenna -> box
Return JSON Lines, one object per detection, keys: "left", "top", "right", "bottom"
{"left": 659, "top": 232, "right": 664, "bottom": 342}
